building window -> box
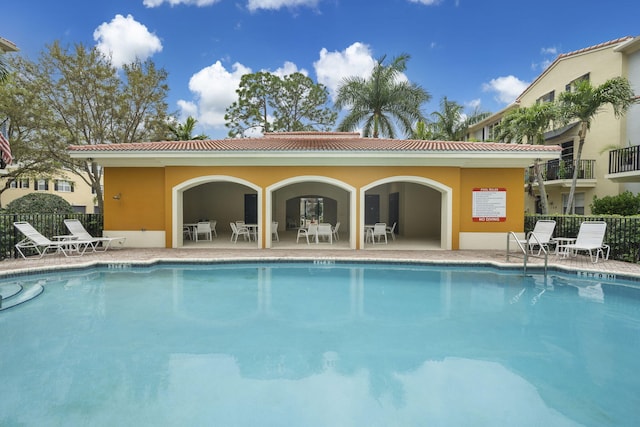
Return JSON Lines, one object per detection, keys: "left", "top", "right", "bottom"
{"left": 54, "top": 180, "right": 74, "bottom": 192}
{"left": 565, "top": 73, "right": 590, "bottom": 92}
{"left": 536, "top": 90, "right": 555, "bottom": 104}
{"left": 36, "top": 179, "right": 49, "bottom": 191}
{"left": 562, "top": 192, "right": 585, "bottom": 215}
{"left": 72, "top": 205, "right": 86, "bottom": 214}
{"left": 10, "top": 179, "right": 30, "bottom": 189}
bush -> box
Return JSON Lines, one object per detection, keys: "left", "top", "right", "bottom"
{"left": 591, "top": 191, "right": 640, "bottom": 216}
{"left": 5, "top": 193, "right": 74, "bottom": 214}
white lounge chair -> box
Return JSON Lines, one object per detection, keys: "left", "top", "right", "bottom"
{"left": 558, "top": 221, "right": 609, "bottom": 263}
{"left": 316, "top": 223, "right": 333, "bottom": 244}
{"left": 14, "top": 221, "right": 93, "bottom": 259}
{"left": 63, "top": 219, "right": 126, "bottom": 251}
{"left": 518, "top": 220, "right": 555, "bottom": 255}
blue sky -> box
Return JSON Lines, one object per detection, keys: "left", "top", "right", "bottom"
{"left": 3, "top": 0, "right": 639, "bottom": 139}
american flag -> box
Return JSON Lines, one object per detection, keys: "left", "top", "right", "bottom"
{"left": 0, "top": 119, "right": 12, "bottom": 167}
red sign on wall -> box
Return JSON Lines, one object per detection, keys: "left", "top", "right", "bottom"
{"left": 472, "top": 188, "right": 506, "bottom": 222}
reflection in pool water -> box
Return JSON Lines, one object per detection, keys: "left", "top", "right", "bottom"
{"left": 0, "top": 263, "right": 638, "bottom": 426}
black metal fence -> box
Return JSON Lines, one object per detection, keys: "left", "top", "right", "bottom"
{"left": 525, "top": 214, "right": 640, "bottom": 263}
{"left": 0, "top": 213, "right": 103, "bottom": 260}
{"left": 2, "top": 213, "right": 639, "bottom": 263}
{"left": 608, "top": 145, "right": 640, "bottom": 174}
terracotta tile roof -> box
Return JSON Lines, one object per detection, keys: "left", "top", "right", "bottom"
{"left": 557, "top": 36, "right": 633, "bottom": 60}
{"left": 69, "top": 134, "right": 560, "bottom": 153}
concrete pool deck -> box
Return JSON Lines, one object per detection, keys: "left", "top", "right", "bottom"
{"left": 2, "top": 247, "right": 640, "bottom": 280}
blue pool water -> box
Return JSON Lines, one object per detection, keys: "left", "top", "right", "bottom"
{"left": 1, "top": 263, "right": 639, "bottom": 426}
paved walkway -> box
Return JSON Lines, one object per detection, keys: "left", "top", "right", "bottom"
{"left": 2, "top": 248, "right": 640, "bottom": 280}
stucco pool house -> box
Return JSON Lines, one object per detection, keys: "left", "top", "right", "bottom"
{"left": 68, "top": 132, "right": 561, "bottom": 251}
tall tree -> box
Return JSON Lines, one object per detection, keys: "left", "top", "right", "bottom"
{"left": 225, "top": 71, "right": 336, "bottom": 138}
{"left": 335, "top": 53, "right": 430, "bottom": 138}
{"left": 10, "top": 42, "right": 170, "bottom": 212}
{"left": 495, "top": 103, "right": 558, "bottom": 214}
{"left": 429, "top": 97, "right": 466, "bottom": 140}
{"left": 558, "top": 77, "right": 637, "bottom": 214}
{"left": 168, "top": 116, "right": 208, "bottom": 140}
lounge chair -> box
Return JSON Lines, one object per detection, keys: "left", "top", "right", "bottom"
{"left": 14, "top": 221, "right": 93, "bottom": 259}
{"left": 63, "top": 219, "right": 126, "bottom": 251}
{"left": 518, "top": 220, "right": 555, "bottom": 255}
{"left": 558, "top": 221, "right": 609, "bottom": 263}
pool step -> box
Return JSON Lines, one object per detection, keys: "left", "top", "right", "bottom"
{"left": 0, "top": 282, "right": 44, "bottom": 311}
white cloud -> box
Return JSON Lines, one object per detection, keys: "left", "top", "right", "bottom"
{"left": 247, "top": 0, "right": 319, "bottom": 11}
{"left": 179, "top": 61, "right": 252, "bottom": 129}
{"left": 272, "top": 61, "right": 308, "bottom": 78}
{"left": 541, "top": 46, "right": 558, "bottom": 55}
{"left": 482, "top": 75, "right": 529, "bottom": 105}
{"left": 143, "top": 0, "right": 221, "bottom": 7}
{"left": 313, "top": 42, "right": 377, "bottom": 100}
{"left": 93, "top": 14, "right": 162, "bottom": 68}
{"left": 466, "top": 99, "right": 481, "bottom": 109}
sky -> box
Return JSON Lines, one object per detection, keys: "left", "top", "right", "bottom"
{"left": 3, "top": 0, "right": 639, "bottom": 139}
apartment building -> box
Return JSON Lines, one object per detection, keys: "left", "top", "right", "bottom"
{"left": 0, "top": 169, "right": 100, "bottom": 213}
{"left": 467, "top": 35, "right": 640, "bottom": 215}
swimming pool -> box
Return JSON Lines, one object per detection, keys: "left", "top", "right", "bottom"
{"left": 1, "top": 262, "right": 638, "bottom": 426}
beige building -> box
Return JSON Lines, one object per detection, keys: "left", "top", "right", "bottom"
{"left": 467, "top": 35, "right": 640, "bottom": 215}
{"left": 0, "top": 169, "right": 100, "bottom": 213}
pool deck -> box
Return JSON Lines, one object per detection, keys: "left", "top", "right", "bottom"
{"left": 2, "top": 247, "right": 640, "bottom": 280}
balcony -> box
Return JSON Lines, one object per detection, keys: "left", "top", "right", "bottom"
{"left": 605, "top": 146, "right": 640, "bottom": 183}
{"left": 525, "top": 159, "right": 596, "bottom": 188}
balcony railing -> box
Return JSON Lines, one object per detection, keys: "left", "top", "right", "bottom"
{"left": 525, "top": 159, "right": 596, "bottom": 183}
{"left": 608, "top": 146, "right": 640, "bottom": 174}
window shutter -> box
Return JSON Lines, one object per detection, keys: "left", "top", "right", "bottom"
{"left": 54, "top": 181, "right": 59, "bottom": 191}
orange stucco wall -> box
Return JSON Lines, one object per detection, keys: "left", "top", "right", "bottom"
{"left": 459, "top": 168, "right": 525, "bottom": 232}
{"left": 104, "top": 165, "right": 525, "bottom": 250}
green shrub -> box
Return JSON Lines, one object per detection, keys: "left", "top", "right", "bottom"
{"left": 5, "top": 193, "right": 74, "bottom": 214}
{"left": 591, "top": 191, "right": 640, "bottom": 216}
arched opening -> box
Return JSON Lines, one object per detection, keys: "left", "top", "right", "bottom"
{"left": 172, "top": 176, "right": 262, "bottom": 248}
{"left": 361, "top": 177, "right": 452, "bottom": 250}
{"left": 266, "top": 176, "right": 356, "bottom": 249}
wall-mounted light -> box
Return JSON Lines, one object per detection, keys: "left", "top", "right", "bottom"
{"left": 113, "top": 193, "right": 122, "bottom": 200}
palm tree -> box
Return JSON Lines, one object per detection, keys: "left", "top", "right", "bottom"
{"left": 558, "top": 77, "right": 637, "bottom": 214}
{"left": 335, "top": 54, "right": 430, "bottom": 138}
{"left": 495, "top": 103, "right": 557, "bottom": 214}
{"left": 167, "top": 116, "right": 208, "bottom": 141}
{"left": 429, "top": 97, "right": 466, "bottom": 140}
{"left": 0, "top": 54, "right": 10, "bottom": 84}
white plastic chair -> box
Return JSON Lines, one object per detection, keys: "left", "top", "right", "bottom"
{"left": 210, "top": 220, "right": 217, "bottom": 237}
{"left": 559, "top": 221, "right": 609, "bottom": 263}
{"left": 386, "top": 222, "right": 397, "bottom": 241}
{"left": 230, "top": 222, "right": 250, "bottom": 243}
{"left": 271, "top": 221, "right": 279, "bottom": 242}
{"left": 332, "top": 222, "right": 341, "bottom": 241}
{"left": 297, "top": 223, "right": 318, "bottom": 244}
{"left": 317, "top": 223, "right": 333, "bottom": 244}
{"left": 372, "top": 223, "right": 387, "bottom": 244}
{"left": 518, "top": 220, "right": 555, "bottom": 255}
{"left": 195, "top": 221, "right": 212, "bottom": 241}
